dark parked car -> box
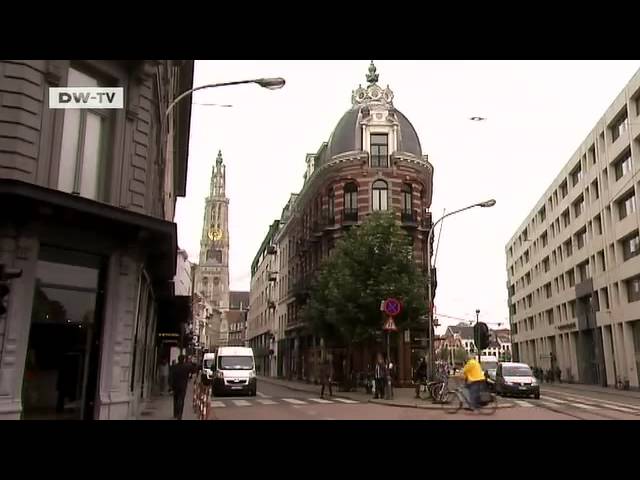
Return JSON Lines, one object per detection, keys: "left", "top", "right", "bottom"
{"left": 495, "top": 362, "right": 540, "bottom": 399}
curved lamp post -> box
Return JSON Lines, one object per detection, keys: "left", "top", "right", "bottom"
{"left": 164, "top": 77, "right": 285, "bottom": 124}
{"left": 159, "top": 75, "right": 285, "bottom": 214}
{"left": 426, "top": 199, "right": 496, "bottom": 380}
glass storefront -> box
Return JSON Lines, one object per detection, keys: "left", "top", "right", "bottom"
{"left": 22, "top": 247, "right": 104, "bottom": 420}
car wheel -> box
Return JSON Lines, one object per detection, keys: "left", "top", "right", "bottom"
{"left": 534, "top": 392, "right": 540, "bottom": 400}
{"left": 250, "top": 389, "right": 257, "bottom": 397}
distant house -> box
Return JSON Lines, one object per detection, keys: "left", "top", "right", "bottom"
{"left": 441, "top": 322, "right": 511, "bottom": 360}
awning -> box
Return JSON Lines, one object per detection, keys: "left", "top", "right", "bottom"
{"left": 157, "top": 295, "right": 192, "bottom": 336}
{"left": 0, "top": 179, "right": 177, "bottom": 293}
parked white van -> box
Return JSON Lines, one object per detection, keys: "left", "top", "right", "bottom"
{"left": 202, "top": 352, "right": 216, "bottom": 384}
{"left": 212, "top": 347, "right": 257, "bottom": 396}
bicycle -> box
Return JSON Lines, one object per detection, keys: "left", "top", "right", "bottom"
{"left": 443, "top": 384, "right": 498, "bottom": 415}
{"left": 416, "top": 379, "right": 448, "bottom": 403}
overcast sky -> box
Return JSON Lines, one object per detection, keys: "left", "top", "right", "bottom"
{"left": 175, "top": 60, "right": 640, "bottom": 333}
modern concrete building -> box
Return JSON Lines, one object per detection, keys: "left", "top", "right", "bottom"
{"left": 265, "top": 62, "right": 435, "bottom": 385}
{"left": 0, "top": 60, "right": 194, "bottom": 419}
{"left": 506, "top": 68, "right": 640, "bottom": 388}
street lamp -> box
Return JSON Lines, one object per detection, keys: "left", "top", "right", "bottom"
{"left": 164, "top": 76, "right": 285, "bottom": 123}
{"left": 425, "top": 199, "right": 496, "bottom": 380}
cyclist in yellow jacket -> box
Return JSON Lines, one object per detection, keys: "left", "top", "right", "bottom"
{"left": 462, "top": 358, "right": 486, "bottom": 410}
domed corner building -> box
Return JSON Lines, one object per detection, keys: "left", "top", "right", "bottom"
{"left": 266, "top": 62, "right": 435, "bottom": 387}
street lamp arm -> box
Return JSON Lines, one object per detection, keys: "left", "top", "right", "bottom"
{"left": 165, "top": 79, "right": 261, "bottom": 121}
{"left": 427, "top": 200, "right": 496, "bottom": 250}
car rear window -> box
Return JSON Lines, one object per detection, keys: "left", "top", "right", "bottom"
{"left": 503, "top": 365, "right": 532, "bottom": 376}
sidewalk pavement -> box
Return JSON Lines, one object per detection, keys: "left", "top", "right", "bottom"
{"left": 258, "top": 376, "right": 514, "bottom": 410}
{"left": 138, "top": 382, "right": 200, "bottom": 420}
{"left": 541, "top": 381, "right": 640, "bottom": 400}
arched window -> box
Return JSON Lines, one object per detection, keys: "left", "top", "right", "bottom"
{"left": 402, "top": 183, "right": 413, "bottom": 213}
{"left": 343, "top": 182, "right": 358, "bottom": 221}
{"left": 372, "top": 180, "right": 388, "bottom": 211}
{"left": 327, "top": 187, "right": 335, "bottom": 223}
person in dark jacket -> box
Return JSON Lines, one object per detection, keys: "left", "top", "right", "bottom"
{"left": 169, "top": 355, "right": 192, "bottom": 420}
{"left": 414, "top": 358, "right": 428, "bottom": 398}
{"left": 319, "top": 358, "right": 333, "bottom": 398}
{"left": 374, "top": 354, "right": 386, "bottom": 399}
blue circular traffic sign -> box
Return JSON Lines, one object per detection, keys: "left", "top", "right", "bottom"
{"left": 383, "top": 298, "right": 401, "bottom": 316}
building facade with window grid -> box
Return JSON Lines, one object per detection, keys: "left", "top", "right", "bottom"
{"left": 262, "top": 63, "right": 434, "bottom": 386}
{"left": 0, "top": 60, "right": 193, "bottom": 419}
{"left": 506, "top": 67, "right": 640, "bottom": 389}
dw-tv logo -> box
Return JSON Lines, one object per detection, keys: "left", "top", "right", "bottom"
{"left": 49, "top": 87, "right": 124, "bottom": 109}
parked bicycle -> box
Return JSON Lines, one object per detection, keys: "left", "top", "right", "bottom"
{"left": 417, "top": 379, "right": 448, "bottom": 403}
{"left": 443, "top": 384, "right": 498, "bottom": 415}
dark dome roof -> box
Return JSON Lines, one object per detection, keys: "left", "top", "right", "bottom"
{"left": 327, "top": 106, "right": 422, "bottom": 159}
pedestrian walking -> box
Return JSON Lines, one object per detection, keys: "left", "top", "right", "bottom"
{"left": 158, "top": 358, "right": 169, "bottom": 395}
{"left": 387, "top": 360, "right": 395, "bottom": 400}
{"left": 374, "top": 354, "right": 386, "bottom": 399}
{"left": 414, "top": 358, "right": 427, "bottom": 399}
{"left": 319, "top": 358, "right": 333, "bottom": 398}
{"left": 169, "top": 355, "right": 192, "bottom": 420}
{"left": 555, "top": 365, "right": 562, "bottom": 383}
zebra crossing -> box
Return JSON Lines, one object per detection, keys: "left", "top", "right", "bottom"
{"left": 507, "top": 393, "right": 640, "bottom": 415}
{"left": 209, "top": 396, "right": 361, "bottom": 408}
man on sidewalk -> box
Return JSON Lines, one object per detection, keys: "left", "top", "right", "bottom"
{"left": 319, "top": 358, "right": 333, "bottom": 399}
{"left": 169, "top": 355, "right": 192, "bottom": 420}
{"left": 374, "top": 354, "right": 386, "bottom": 400}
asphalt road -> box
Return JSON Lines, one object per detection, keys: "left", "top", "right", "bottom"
{"left": 207, "top": 380, "right": 640, "bottom": 420}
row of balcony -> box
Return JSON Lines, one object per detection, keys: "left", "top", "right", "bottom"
{"left": 307, "top": 208, "right": 426, "bottom": 232}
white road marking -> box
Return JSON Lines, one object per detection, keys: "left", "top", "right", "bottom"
{"left": 539, "top": 401, "right": 558, "bottom": 408}
{"left": 599, "top": 403, "right": 636, "bottom": 413}
{"left": 210, "top": 401, "right": 226, "bottom": 408}
{"left": 257, "top": 392, "right": 270, "bottom": 398}
{"left": 257, "top": 399, "right": 277, "bottom": 405}
{"left": 540, "top": 395, "right": 638, "bottom": 413}
{"left": 309, "top": 398, "right": 334, "bottom": 404}
{"left": 546, "top": 390, "right": 640, "bottom": 410}
{"left": 282, "top": 398, "right": 307, "bottom": 405}
{"left": 513, "top": 399, "right": 534, "bottom": 407}
{"left": 542, "top": 396, "right": 570, "bottom": 404}
{"left": 333, "top": 398, "right": 358, "bottom": 404}
{"left": 572, "top": 402, "right": 598, "bottom": 410}
{"left": 232, "top": 400, "right": 251, "bottom": 407}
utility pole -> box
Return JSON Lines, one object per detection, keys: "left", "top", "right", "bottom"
{"left": 476, "top": 309, "right": 481, "bottom": 362}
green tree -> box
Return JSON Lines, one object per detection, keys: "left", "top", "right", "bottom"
{"left": 438, "top": 346, "right": 450, "bottom": 362}
{"left": 304, "top": 212, "right": 427, "bottom": 378}
{"left": 453, "top": 348, "right": 468, "bottom": 366}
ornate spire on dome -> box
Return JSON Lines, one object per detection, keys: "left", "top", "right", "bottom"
{"left": 351, "top": 61, "right": 394, "bottom": 108}
{"left": 216, "top": 150, "right": 223, "bottom": 166}
{"left": 366, "top": 61, "right": 379, "bottom": 84}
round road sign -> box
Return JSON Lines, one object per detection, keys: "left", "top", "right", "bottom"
{"left": 383, "top": 298, "right": 401, "bottom": 317}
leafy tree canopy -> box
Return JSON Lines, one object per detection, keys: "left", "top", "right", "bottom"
{"left": 304, "top": 212, "right": 427, "bottom": 347}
